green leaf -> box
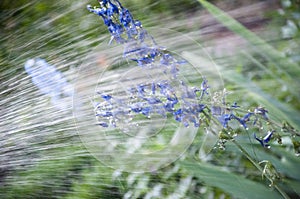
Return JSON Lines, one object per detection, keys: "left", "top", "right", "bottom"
{"left": 181, "top": 160, "right": 282, "bottom": 199}
{"left": 197, "top": 0, "right": 300, "bottom": 88}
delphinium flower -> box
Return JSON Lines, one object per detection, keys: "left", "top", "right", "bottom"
{"left": 210, "top": 96, "right": 278, "bottom": 148}
{"left": 88, "top": 0, "right": 209, "bottom": 131}
{"left": 87, "top": 0, "right": 299, "bottom": 149}
{"left": 24, "top": 58, "right": 73, "bottom": 110}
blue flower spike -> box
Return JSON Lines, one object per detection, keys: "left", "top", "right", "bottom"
{"left": 88, "top": 1, "right": 281, "bottom": 145}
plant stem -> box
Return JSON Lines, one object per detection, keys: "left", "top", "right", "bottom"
{"left": 231, "top": 139, "right": 290, "bottom": 199}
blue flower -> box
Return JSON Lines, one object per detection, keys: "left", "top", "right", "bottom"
{"left": 254, "top": 107, "right": 269, "bottom": 120}
{"left": 98, "top": 122, "right": 109, "bottom": 127}
{"left": 96, "top": 111, "right": 113, "bottom": 117}
{"left": 254, "top": 131, "right": 273, "bottom": 148}
{"left": 141, "top": 106, "right": 152, "bottom": 116}
{"left": 234, "top": 112, "right": 253, "bottom": 129}
{"left": 101, "top": 94, "right": 112, "bottom": 101}
{"left": 192, "top": 104, "right": 206, "bottom": 114}
{"left": 137, "top": 84, "right": 146, "bottom": 97}
{"left": 119, "top": 8, "right": 133, "bottom": 27}
{"left": 151, "top": 82, "right": 156, "bottom": 95}
{"left": 174, "top": 109, "right": 183, "bottom": 122}
{"left": 89, "top": 1, "right": 207, "bottom": 128}
{"left": 107, "top": 2, "right": 119, "bottom": 16}
{"left": 218, "top": 114, "right": 233, "bottom": 128}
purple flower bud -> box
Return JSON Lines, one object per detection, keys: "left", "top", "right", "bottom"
{"left": 174, "top": 109, "right": 183, "bottom": 116}
{"left": 231, "top": 102, "right": 240, "bottom": 108}
{"left": 134, "top": 20, "right": 142, "bottom": 27}
{"left": 137, "top": 84, "right": 145, "bottom": 97}
{"left": 98, "top": 122, "right": 109, "bottom": 127}
{"left": 189, "top": 116, "right": 200, "bottom": 127}
{"left": 167, "top": 95, "right": 178, "bottom": 103}
{"left": 101, "top": 94, "right": 112, "bottom": 101}
{"left": 151, "top": 82, "right": 156, "bottom": 95}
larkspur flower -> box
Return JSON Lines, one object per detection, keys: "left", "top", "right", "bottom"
{"left": 218, "top": 114, "right": 233, "bottom": 128}
{"left": 88, "top": 0, "right": 209, "bottom": 126}
{"left": 254, "top": 106, "right": 269, "bottom": 120}
{"left": 101, "top": 94, "right": 112, "bottom": 101}
{"left": 86, "top": 0, "right": 295, "bottom": 149}
{"left": 254, "top": 131, "right": 274, "bottom": 148}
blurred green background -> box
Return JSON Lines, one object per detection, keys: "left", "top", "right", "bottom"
{"left": 1, "top": 0, "right": 300, "bottom": 198}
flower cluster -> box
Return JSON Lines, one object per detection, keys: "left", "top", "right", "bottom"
{"left": 89, "top": 0, "right": 211, "bottom": 129}
{"left": 87, "top": 0, "right": 146, "bottom": 44}
{"left": 211, "top": 103, "right": 275, "bottom": 147}
{"left": 87, "top": 0, "right": 182, "bottom": 76}
{"left": 88, "top": 0, "right": 277, "bottom": 148}
{"left": 24, "top": 58, "right": 73, "bottom": 110}
{"left": 212, "top": 105, "right": 269, "bottom": 129}
{"left": 94, "top": 79, "right": 209, "bottom": 129}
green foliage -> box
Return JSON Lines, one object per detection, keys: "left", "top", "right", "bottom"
{"left": 191, "top": 1, "right": 300, "bottom": 198}
{"left": 181, "top": 160, "right": 281, "bottom": 199}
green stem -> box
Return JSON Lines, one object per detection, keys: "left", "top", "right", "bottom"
{"left": 231, "top": 139, "right": 290, "bottom": 199}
